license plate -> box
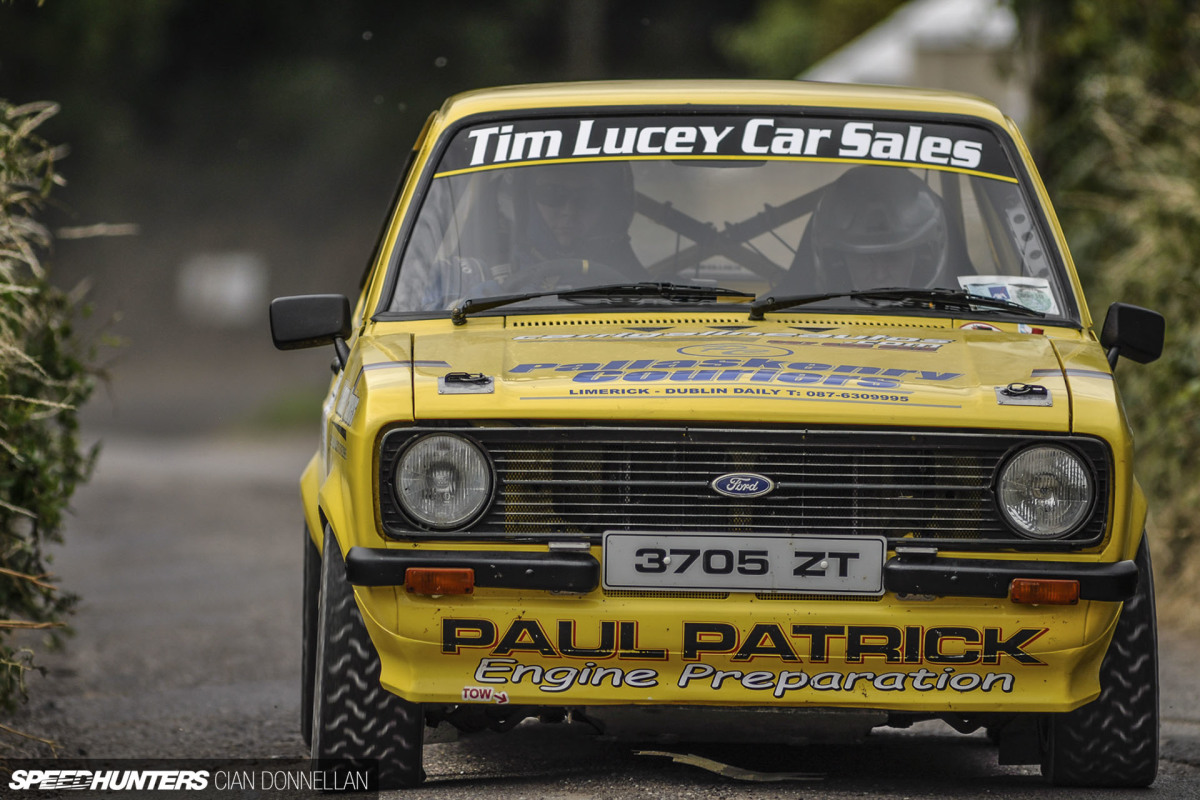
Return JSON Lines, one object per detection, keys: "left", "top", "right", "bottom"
{"left": 602, "top": 532, "right": 886, "bottom": 595}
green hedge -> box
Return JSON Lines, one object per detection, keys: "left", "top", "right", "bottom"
{"left": 1, "top": 99, "right": 96, "bottom": 712}
{"left": 1014, "top": 3, "right": 1200, "bottom": 606}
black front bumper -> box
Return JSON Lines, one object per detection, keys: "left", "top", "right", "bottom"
{"left": 884, "top": 554, "right": 1138, "bottom": 601}
{"left": 345, "top": 547, "right": 1138, "bottom": 601}
{"left": 346, "top": 547, "right": 600, "bottom": 593}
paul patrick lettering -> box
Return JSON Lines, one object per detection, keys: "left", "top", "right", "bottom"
{"left": 442, "top": 618, "right": 1048, "bottom": 666}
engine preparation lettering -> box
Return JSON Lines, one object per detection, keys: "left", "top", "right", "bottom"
{"left": 439, "top": 116, "right": 1015, "bottom": 182}
{"left": 465, "top": 657, "right": 1018, "bottom": 697}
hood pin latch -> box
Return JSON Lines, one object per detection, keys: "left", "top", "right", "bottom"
{"left": 438, "top": 372, "right": 495, "bottom": 395}
{"left": 995, "top": 382, "right": 1052, "bottom": 407}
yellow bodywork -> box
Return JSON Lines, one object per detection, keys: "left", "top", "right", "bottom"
{"left": 299, "top": 81, "right": 1147, "bottom": 715}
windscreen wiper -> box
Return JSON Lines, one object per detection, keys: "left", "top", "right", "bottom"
{"left": 451, "top": 282, "right": 755, "bottom": 325}
{"left": 748, "top": 287, "right": 1046, "bottom": 320}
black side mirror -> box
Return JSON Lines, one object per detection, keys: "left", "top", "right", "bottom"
{"left": 270, "top": 294, "right": 352, "bottom": 368}
{"left": 1100, "top": 302, "right": 1164, "bottom": 368}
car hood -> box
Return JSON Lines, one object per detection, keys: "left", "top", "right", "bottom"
{"left": 391, "top": 318, "right": 1074, "bottom": 431}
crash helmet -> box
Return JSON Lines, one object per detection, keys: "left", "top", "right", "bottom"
{"left": 514, "top": 160, "right": 636, "bottom": 262}
{"left": 810, "top": 166, "right": 948, "bottom": 289}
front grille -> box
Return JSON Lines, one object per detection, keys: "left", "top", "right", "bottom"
{"left": 379, "top": 426, "right": 1110, "bottom": 550}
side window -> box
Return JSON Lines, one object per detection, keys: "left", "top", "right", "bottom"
{"left": 972, "top": 178, "right": 1056, "bottom": 280}
{"left": 958, "top": 175, "right": 1005, "bottom": 275}
{"left": 363, "top": 113, "right": 438, "bottom": 293}
{"left": 930, "top": 171, "right": 1055, "bottom": 281}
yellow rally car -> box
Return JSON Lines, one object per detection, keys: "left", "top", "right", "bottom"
{"left": 269, "top": 80, "right": 1165, "bottom": 789}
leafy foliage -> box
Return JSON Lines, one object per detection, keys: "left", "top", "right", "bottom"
{"left": 1013, "top": 3, "right": 1200, "bottom": 599}
{"left": 0, "top": 99, "right": 95, "bottom": 711}
{"left": 716, "top": 0, "right": 906, "bottom": 78}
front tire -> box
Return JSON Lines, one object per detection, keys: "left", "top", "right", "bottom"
{"left": 311, "top": 527, "right": 425, "bottom": 789}
{"left": 1040, "top": 536, "right": 1159, "bottom": 787}
{"left": 301, "top": 526, "right": 320, "bottom": 747}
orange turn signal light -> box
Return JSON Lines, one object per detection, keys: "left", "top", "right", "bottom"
{"left": 1009, "top": 578, "right": 1080, "bottom": 605}
{"left": 405, "top": 568, "right": 475, "bottom": 596}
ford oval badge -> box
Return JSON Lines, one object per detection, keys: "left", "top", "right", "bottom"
{"left": 711, "top": 473, "right": 775, "bottom": 498}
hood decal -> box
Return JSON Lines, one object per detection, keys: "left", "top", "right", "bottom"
{"left": 508, "top": 356, "right": 962, "bottom": 386}
{"left": 363, "top": 359, "right": 450, "bottom": 371}
{"left": 1032, "top": 367, "right": 1111, "bottom": 381}
{"left": 510, "top": 328, "right": 953, "bottom": 351}
{"left": 405, "top": 321, "right": 1072, "bottom": 428}
{"left": 533, "top": 385, "right": 961, "bottom": 410}
{"left": 512, "top": 354, "right": 965, "bottom": 409}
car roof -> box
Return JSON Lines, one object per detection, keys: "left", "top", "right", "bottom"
{"left": 434, "top": 79, "right": 1012, "bottom": 128}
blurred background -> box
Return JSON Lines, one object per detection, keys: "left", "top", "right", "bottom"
{"left": 0, "top": 0, "right": 1025, "bottom": 434}
{"left": 2, "top": 0, "right": 1197, "bottom": 614}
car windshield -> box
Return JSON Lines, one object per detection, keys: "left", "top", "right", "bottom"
{"left": 388, "top": 114, "right": 1073, "bottom": 321}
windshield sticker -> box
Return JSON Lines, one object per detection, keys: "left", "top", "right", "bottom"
{"left": 958, "top": 275, "right": 1059, "bottom": 315}
{"left": 436, "top": 116, "right": 1017, "bottom": 182}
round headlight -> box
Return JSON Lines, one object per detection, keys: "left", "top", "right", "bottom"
{"left": 395, "top": 434, "right": 492, "bottom": 529}
{"left": 997, "top": 445, "right": 1094, "bottom": 539}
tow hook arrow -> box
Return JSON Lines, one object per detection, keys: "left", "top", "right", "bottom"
{"left": 495, "top": 691, "right": 509, "bottom": 705}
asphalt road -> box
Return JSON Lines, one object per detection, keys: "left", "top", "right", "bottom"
{"left": 9, "top": 433, "right": 1200, "bottom": 798}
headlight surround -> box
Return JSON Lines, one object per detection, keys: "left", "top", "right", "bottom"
{"left": 394, "top": 433, "right": 493, "bottom": 529}
{"left": 997, "top": 445, "right": 1095, "bottom": 539}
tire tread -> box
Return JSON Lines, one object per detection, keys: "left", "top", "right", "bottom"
{"left": 1042, "top": 538, "right": 1159, "bottom": 787}
{"left": 311, "top": 528, "right": 425, "bottom": 789}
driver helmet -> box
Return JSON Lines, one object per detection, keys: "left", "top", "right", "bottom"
{"left": 511, "top": 161, "right": 642, "bottom": 276}
{"left": 810, "top": 166, "right": 948, "bottom": 290}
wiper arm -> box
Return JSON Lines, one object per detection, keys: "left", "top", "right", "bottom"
{"left": 883, "top": 288, "right": 1046, "bottom": 316}
{"left": 451, "top": 289, "right": 566, "bottom": 325}
{"left": 452, "top": 282, "right": 755, "bottom": 325}
{"left": 748, "top": 287, "right": 1045, "bottom": 320}
{"left": 565, "top": 282, "right": 755, "bottom": 302}
{"left": 747, "top": 290, "right": 864, "bottom": 320}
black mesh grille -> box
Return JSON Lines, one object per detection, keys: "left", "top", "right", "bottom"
{"left": 379, "top": 426, "right": 1110, "bottom": 550}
